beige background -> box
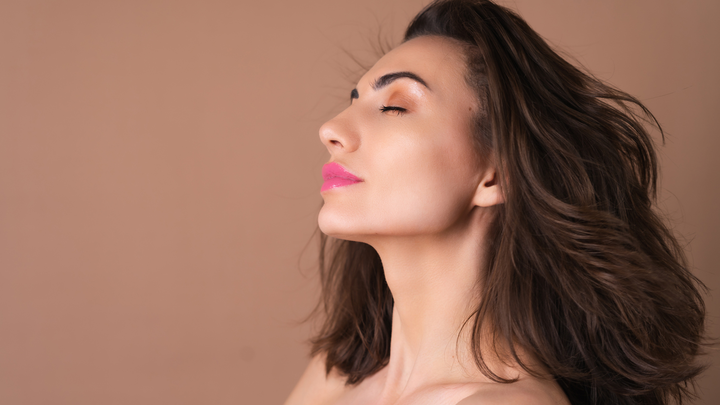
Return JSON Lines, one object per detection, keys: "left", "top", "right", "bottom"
{"left": 0, "top": 0, "right": 717, "bottom": 404}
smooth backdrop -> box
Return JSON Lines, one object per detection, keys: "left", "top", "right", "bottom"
{"left": 1, "top": 1, "right": 718, "bottom": 404}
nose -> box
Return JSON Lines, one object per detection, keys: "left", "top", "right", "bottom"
{"left": 319, "top": 110, "right": 360, "bottom": 154}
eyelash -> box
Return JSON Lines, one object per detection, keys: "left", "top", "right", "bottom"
{"left": 380, "top": 105, "right": 407, "bottom": 116}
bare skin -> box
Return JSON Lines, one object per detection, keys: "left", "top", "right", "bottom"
{"left": 285, "top": 36, "right": 570, "bottom": 405}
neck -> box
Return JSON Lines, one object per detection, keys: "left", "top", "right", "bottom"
{"left": 365, "top": 207, "right": 512, "bottom": 399}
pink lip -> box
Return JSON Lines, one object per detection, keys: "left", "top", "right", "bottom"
{"left": 321, "top": 162, "right": 363, "bottom": 192}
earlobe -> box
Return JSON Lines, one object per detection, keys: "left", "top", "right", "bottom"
{"left": 472, "top": 169, "right": 505, "bottom": 207}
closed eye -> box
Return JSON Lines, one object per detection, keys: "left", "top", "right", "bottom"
{"left": 380, "top": 105, "right": 407, "bottom": 116}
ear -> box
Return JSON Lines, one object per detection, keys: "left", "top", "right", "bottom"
{"left": 472, "top": 167, "right": 504, "bottom": 207}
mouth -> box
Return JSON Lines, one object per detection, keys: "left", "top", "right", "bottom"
{"left": 321, "top": 162, "right": 363, "bottom": 192}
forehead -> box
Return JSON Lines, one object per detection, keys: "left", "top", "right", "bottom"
{"left": 360, "top": 36, "right": 469, "bottom": 93}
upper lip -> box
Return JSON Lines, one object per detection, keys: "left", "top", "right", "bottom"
{"left": 322, "top": 162, "right": 363, "bottom": 182}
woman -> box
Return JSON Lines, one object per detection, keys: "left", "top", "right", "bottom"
{"left": 285, "top": 0, "right": 706, "bottom": 404}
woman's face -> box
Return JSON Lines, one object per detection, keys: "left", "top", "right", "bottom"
{"left": 318, "top": 36, "right": 491, "bottom": 242}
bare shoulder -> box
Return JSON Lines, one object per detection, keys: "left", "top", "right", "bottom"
{"left": 456, "top": 377, "right": 570, "bottom": 405}
{"left": 283, "top": 353, "right": 347, "bottom": 405}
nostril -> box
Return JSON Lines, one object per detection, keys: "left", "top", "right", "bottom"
{"left": 331, "top": 140, "right": 341, "bottom": 147}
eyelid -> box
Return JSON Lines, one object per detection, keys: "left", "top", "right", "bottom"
{"left": 384, "top": 88, "right": 418, "bottom": 110}
{"left": 380, "top": 105, "right": 407, "bottom": 116}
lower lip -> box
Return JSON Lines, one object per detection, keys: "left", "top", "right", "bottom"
{"left": 321, "top": 177, "right": 361, "bottom": 192}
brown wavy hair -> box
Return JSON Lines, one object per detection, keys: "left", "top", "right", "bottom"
{"left": 309, "top": 1, "right": 707, "bottom": 404}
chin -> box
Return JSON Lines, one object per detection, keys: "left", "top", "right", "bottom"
{"left": 318, "top": 210, "right": 350, "bottom": 239}
{"left": 317, "top": 207, "right": 366, "bottom": 242}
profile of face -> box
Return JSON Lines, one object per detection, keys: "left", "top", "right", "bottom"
{"left": 318, "top": 36, "right": 502, "bottom": 243}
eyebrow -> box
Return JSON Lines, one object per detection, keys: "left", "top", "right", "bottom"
{"left": 350, "top": 71, "right": 430, "bottom": 102}
{"left": 372, "top": 71, "right": 430, "bottom": 91}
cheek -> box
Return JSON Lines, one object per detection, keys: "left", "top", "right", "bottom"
{"left": 366, "top": 133, "right": 480, "bottom": 233}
